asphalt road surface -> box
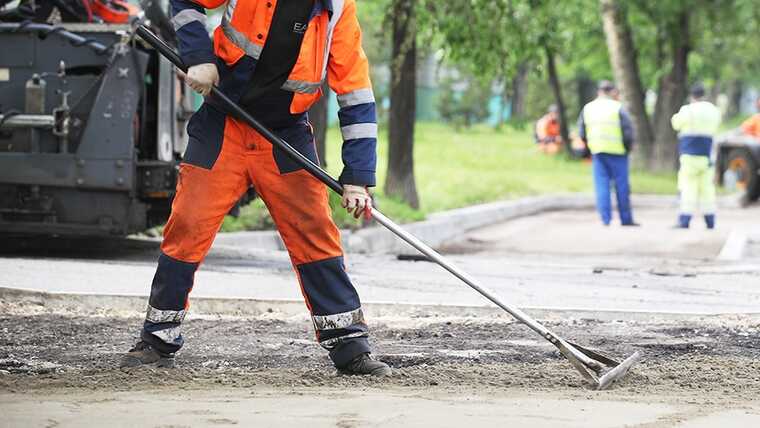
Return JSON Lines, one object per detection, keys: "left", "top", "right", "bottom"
{"left": 1, "top": 206, "right": 759, "bottom": 313}
{"left": 1, "top": 204, "right": 759, "bottom": 427}
{"left": 1, "top": 308, "right": 759, "bottom": 427}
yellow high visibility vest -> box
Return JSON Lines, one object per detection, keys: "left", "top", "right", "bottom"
{"left": 671, "top": 101, "right": 722, "bottom": 137}
{"left": 583, "top": 97, "right": 626, "bottom": 155}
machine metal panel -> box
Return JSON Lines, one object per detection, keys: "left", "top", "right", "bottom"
{"left": 75, "top": 46, "right": 148, "bottom": 159}
{"left": 0, "top": 33, "right": 35, "bottom": 67}
{"left": 0, "top": 155, "right": 135, "bottom": 191}
{"left": 0, "top": 20, "right": 179, "bottom": 237}
{"left": 156, "top": 56, "right": 175, "bottom": 161}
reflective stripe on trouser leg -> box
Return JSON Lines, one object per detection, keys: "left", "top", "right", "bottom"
{"left": 295, "top": 256, "right": 370, "bottom": 367}
{"left": 141, "top": 253, "right": 198, "bottom": 355}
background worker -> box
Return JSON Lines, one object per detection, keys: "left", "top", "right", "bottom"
{"left": 120, "top": 0, "right": 391, "bottom": 377}
{"left": 741, "top": 96, "right": 760, "bottom": 138}
{"left": 578, "top": 80, "right": 638, "bottom": 227}
{"left": 534, "top": 105, "right": 563, "bottom": 154}
{"left": 671, "top": 84, "right": 722, "bottom": 229}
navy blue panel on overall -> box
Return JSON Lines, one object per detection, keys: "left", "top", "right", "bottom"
{"left": 149, "top": 253, "right": 198, "bottom": 310}
{"left": 183, "top": 56, "right": 257, "bottom": 169}
{"left": 296, "top": 256, "right": 360, "bottom": 316}
{"left": 679, "top": 135, "right": 713, "bottom": 157}
{"left": 272, "top": 121, "right": 319, "bottom": 174}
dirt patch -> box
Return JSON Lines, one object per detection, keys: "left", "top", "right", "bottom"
{"left": 2, "top": 309, "right": 760, "bottom": 427}
{"left": 1, "top": 310, "right": 759, "bottom": 399}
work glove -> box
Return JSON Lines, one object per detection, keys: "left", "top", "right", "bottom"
{"left": 341, "top": 184, "right": 372, "bottom": 219}
{"left": 182, "top": 63, "right": 219, "bottom": 97}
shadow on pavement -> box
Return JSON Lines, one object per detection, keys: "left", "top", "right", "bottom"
{"left": 0, "top": 235, "right": 161, "bottom": 261}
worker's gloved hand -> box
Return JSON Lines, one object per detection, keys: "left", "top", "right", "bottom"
{"left": 183, "top": 63, "right": 219, "bottom": 97}
{"left": 341, "top": 185, "right": 372, "bottom": 219}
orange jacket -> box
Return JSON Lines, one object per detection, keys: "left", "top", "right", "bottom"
{"left": 741, "top": 114, "right": 760, "bottom": 138}
{"left": 171, "top": 0, "right": 377, "bottom": 185}
{"left": 535, "top": 114, "right": 560, "bottom": 143}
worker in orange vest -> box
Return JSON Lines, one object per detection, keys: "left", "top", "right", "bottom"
{"left": 534, "top": 105, "right": 563, "bottom": 154}
{"left": 741, "top": 96, "right": 760, "bottom": 138}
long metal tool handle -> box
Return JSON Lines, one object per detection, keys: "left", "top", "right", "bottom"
{"left": 371, "top": 210, "right": 554, "bottom": 337}
{"left": 135, "top": 25, "right": 559, "bottom": 344}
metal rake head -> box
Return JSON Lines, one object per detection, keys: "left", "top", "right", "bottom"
{"left": 558, "top": 341, "right": 642, "bottom": 390}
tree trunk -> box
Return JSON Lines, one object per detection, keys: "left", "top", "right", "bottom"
{"left": 708, "top": 81, "right": 721, "bottom": 104}
{"left": 309, "top": 81, "right": 330, "bottom": 167}
{"left": 600, "top": 0, "right": 655, "bottom": 167}
{"left": 576, "top": 74, "right": 597, "bottom": 115}
{"left": 725, "top": 80, "right": 743, "bottom": 120}
{"left": 652, "top": 11, "right": 690, "bottom": 171}
{"left": 385, "top": 0, "right": 419, "bottom": 209}
{"left": 544, "top": 44, "right": 571, "bottom": 155}
{"left": 510, "top": 62, "right": 529, "bottom": 122}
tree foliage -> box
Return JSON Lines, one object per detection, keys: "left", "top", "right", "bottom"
{"left": 352, "top": 0, "right": 760, "bottom": 182}
{"left": 437, "top": 74, "right": 492, "bottom": 130}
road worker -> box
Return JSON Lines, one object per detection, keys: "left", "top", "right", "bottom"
{"left": 671, "top": 84, "right": 722, "bottom": 229}
{"left": 120, "top": 0, "right": 391, "bottom": 376}
{"left": 578, "top": 80, "right": 638, "bottom": 227}
{"left": 740, "top": 96, "right": 760, "bottom": 138}
{"left": 535, "top": 105, "right": 563, "bottom": 154}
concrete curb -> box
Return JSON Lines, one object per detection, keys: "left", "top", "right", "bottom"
{"left": 3, "top": 286, "right": 758, "bottom": 323}
{"left": 212, "top": 193, "right": 695, "bottom": 255}
{"left": 345, "top": 194, "right": 594, "bottom": 254}
{"left": 718, "top": 230, "right": 749, "bottom": 261}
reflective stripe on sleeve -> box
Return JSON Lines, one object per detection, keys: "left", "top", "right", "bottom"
{"left": 171, "top": 9, "right": 207, "bottom": 31}
{"left": 341, "top": 123, "right": 377, "bottom": 140}
{"left": 337, "top": 88, "right": 375, "bottom": 108}
{"left": 281, "top": 79, "right": 323, "bottom": 94}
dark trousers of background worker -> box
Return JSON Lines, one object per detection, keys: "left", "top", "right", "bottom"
{"left": 592, "top": 153, "right": 633, "bottom": 225}
{"left": 139, "top": 103, "right": 370, "bottom": 368}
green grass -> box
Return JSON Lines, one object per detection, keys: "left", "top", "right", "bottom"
{"left": 222, "top": 122, "right": 677, "bottom": 231}
{"left": 720, "top": 114, "right": 751, "bottom": 132}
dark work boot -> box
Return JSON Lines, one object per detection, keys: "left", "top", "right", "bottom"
{"left": 673, "top": 214, "right": 691, "bottom": 229}
{"left": 119, "top": 341, "right": 175, "bottom": 369}
{"left": 704, "top": 214, "right": 715, "bottom": 229}
{"left": 337, "top": 353, "right": 392, "bottom": 377}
